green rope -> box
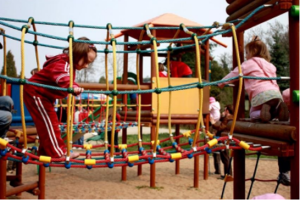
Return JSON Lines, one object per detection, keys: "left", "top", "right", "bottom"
{"left": 1, "top": 74, "right": 288, "bottom": 97}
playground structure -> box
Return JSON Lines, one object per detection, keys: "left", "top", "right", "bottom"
{"left": 0, "top": 0, "right": 299, "bottom": 200}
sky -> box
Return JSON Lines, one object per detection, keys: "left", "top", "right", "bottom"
{"left": 0, "top": 0, "right": 288, "bottom": 81}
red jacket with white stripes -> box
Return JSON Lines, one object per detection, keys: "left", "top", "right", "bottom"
{"left": 169, "top": 61, "right": 192, "bottom": 77}
{"left": 28, "top": 54, "right": 79, "bottom": 102}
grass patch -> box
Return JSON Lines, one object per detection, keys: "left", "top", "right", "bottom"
{"left": 136, "top": 185, "right": 164, "bottom": 191}
{"left": 119, "top": 133, "right": 277, "bottom": 159}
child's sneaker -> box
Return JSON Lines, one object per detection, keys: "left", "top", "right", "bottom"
{"left": 64, "top": 152, "right": 80, "bottom": 159}
{"left": 277, "top": 102, "right": 289, "bottom": 121}
{"left": 277, "top": 172, "right": 290, "bottom": 186}
{"left": 260, "top": 104, "right": 271, "bottom": 122}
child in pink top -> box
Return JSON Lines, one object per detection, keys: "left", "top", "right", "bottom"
{"left": 282, "top": 88, "right": 290, "bottom": 109}
{"left": 158, "top": 62, "right": 168, "bottom": 77}
{"left": 219, "top": 36, "right": 289, "bottom": 122}
{"left": 209, "top": 97, "right": 221, "bottom": 123}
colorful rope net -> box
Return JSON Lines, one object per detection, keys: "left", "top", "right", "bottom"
{"left": 0, "top": 4, "right": 284, "bottom": 169}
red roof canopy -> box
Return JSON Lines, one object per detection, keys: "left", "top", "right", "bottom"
{"left": 114, "top": 13, "right": 227, "bottom": 47}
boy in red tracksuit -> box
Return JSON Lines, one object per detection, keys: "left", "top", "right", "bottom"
{"left": 24, "top": 37, "right": 97, "bottom": 158}
{"left": 169, "top": 60, "right": 192, "bottom": 78}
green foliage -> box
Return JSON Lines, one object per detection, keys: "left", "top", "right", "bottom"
{"left": 269, "top": 30, "right": 290, "bottom": 91}
{"left": 99, "top": 76, "right": 106, "bottom": 83}
{"left": 1, "top": 50, "right": 18, "bottom": 78}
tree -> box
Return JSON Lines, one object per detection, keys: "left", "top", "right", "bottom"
{"left": 269, "top": 31, "right": 289, "bottom": 91}
{"left": 75, "top": 61, "right": 97, "bottom": 83}
{"left": 266, "top": 21, "right": 289, "bottom": 91}
{"left": 99, "top": 76, "right": 106, "bottom": 83}
{"left": 219, "top": 52, "right": 231, "bottom": 75}
{"left": 1, "top": 50, "right": 17, "bottom": 78}
{"left": 246, "top": 20, "right": 289, "bottom": 91}
{"left": 97, "top": 45, "right": 136, "bottom": 82}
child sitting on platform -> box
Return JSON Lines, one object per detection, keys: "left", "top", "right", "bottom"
{"left": 218, "top": 36, "right": 289, "bottom": 123}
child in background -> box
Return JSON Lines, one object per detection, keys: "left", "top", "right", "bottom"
{"left": 209, "top": 97, "right": 221, "bottom": 123}
{"left": 158, "top": 62, "right": 168, "bottom": 77}
{"left": 282, "top": 88, "right": 290, "bottom": 110}
{"left": 24, "top": 37, "right": 97, "bottom": 159}
{"left": 163, "top": 58, "right": 192, "bottom": 78}
{"left": 209, "top": 97, "right": 221, "bottom": 175}
{"left": 218, "top": 36, "right": 289, "bottom": 123}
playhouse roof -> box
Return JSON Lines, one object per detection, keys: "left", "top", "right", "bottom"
{"left": 114, "top": 13, "right": 227, "bottom": 47}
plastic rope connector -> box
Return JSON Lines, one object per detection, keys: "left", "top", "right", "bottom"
{"left": 68, "top": 20, "right": 75, "bottom": 27}
{"left": 239, "top": 141, "right": 250, "bottom": 150}
{"left": 110, "top": 38, "right": 117, "bottom": 45}
{"left": 21, "top": 25, "right": 29, "bottom": 33}
{"left": 0, "top": 138, "right": 8, "bottom": 148}
{"left": 170, "top": 153, "right": 182, "bottom": 160}
{"left": 154, "top": 88, "right": 162, "bottom": 94}
{"left": 207, "top": 139, "right": 218, "bottom": 148}
{"left": 128, "top": 155, "right": 139, "bottom": 163}
{"left": 39, "top": 155, "right": 51, "bottom": 163}
{"left": 183, "top": 131, "right": 191, "bottom": 138}
{"left": 84, "top": 159, "right": 96, "bottom": 166}
{"left": 106, "top": 23, "right": 112, "bottom": 30}
{"left": 19, "top": 79, "right": 27, "bottom": 85}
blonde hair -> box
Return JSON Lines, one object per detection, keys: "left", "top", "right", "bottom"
{"left": 245, "top": 37, "right": 271, "bottom": 62}
{"left": 63, "top": 37, "right": 97, "bottom": 65}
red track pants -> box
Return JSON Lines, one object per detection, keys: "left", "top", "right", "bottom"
{"left": 24, "top": 88, "right": 66, "bottom": 158}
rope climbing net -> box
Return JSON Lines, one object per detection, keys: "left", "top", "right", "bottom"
{"left": 0, "top": 4, "right": 289, "bottom": 171}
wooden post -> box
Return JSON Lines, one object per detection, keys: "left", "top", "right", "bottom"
{"left": 138, "top": 125, "right": 143, "bottom": 176}
{"left": 194, "top": 122, "right": 200, "bottom": 187}
{"left": 122, "top": 128, "right": 127, "bottom": 181}
{"left": 15, "top": 161, "right": 22, "bottom": 196}
{"left": 232, "top": 31, "right": 245, "bottom": 119}
{"left": 150, "top": 29, "right": 156, "bottom": 188}
{"left": 289, "top": 1, "right": 299, "bottom": 199}
{"left": 232, "top": 31, "right": 245, "bottom": 199}
{"left": 150, "top": 126, "right": 156, "bottom": 187}
{"left": 194, "top": 153, "right": 199, "bottom": 188}
{"left": 233, "top": 150, "right": 245, "bottom": 199}
{"left": 121, "top": 34, "right": 129, "bottom": 182}
{"left": 203, "top": 114, "right": 209, "bottom": 180}
{"left": 175, "top": 124, "right": 180, "bottom": 174}
{"left": 0, "top": 157, "right": 6, "bottom": 199}
{"left": 38, "top": 165, "right": 45, "bottom": 199}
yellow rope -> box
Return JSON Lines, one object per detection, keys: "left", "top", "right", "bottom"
{"left": 104, "top": 28, "right": 110, "bottom": 151}
{"left": 136, "top": 29, "right": 145, "bottom": 148}
{"left": 228, "top": 24, "right": 243, "bottom": 137}
{"left": 65, "top": 21, "right": 74, "bottom": 159}
{"left": 0, "top": 28, "right": 6, "bottom": 96}
{"left": 20, "top": 18, "right": 33, "bottom": 151}
{"left": 108, "top": 24, "right": 118, "bottom": 158}
{"left": 166, "top": 28, "right": 180, "bottom": 142}
{"left": 145, "top": 24, "right": 160, "bottom": 155}
{"left": 192, "top": 32, "right": 205, "bottom": 148}
{"left": 32, "top": 23, "right": 40, "bottom": 71}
